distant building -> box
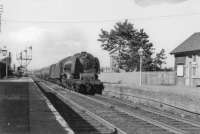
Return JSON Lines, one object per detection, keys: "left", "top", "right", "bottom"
{"left": 171, "top": 32, "right": 200, "bottom": 87}
{"left": 0, "top": 52, "right": 12, "bottom": 78}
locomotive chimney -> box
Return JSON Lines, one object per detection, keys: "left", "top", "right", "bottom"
{"left": 81, "top": 51, "right": 87, "bottom": 56}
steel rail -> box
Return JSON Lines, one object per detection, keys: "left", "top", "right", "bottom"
{"left": 67, "top": 90, "right": 188, "bottom": 134}
{"left": 41, "top": 82, "right": 127, "bottom": 134}
{"left": 104, "top": 90, "right": 200, "bottom": 116}
{"left": 98, "top": 94, "right": 200, "bottom": 128}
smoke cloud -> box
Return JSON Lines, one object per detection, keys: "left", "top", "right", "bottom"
{"left": 33, "top": 29, "right": 89, "bottom": 69}
{"left": 134, "top": 0, "right": 188, "bottom": 7}
{"left": 8, "top": 27, "right": 89, "bottom": 69}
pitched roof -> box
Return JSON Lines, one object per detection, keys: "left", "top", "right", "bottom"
{"left": 171, "top": 32, "right": 200, "bottom": 54}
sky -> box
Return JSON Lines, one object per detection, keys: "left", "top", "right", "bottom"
{"left": 0, "top": 0, "right": 200, "bottom": 69}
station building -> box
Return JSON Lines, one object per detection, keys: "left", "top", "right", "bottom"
{"left": 171, "top": 32, "right": 200, "bottom": 87}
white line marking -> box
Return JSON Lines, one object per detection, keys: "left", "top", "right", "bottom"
{"left": 33, "top": 82, "right": 74, "bottom": 134}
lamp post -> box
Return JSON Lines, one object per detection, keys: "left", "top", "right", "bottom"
{"left": 1, "top": 46, "right": 8, "bottom": 78}
{"left": 138, "top": 47, "right": 144, "bottom": 86}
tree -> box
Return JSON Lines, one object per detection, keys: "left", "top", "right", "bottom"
{"left": 152, "top": 49, "right": 167, "bottom": 71}
{"left": 98, "top": 20, "right": 156, "bottom": 71}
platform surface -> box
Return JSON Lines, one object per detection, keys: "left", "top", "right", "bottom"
{"left": 0, "top": 77, "right": 67, "bottom": 134}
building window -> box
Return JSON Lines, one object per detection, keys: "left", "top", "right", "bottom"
{"left": 192, "top": 66, "right": 197, "bottom": 76}
{"left": 177, "top": 64, "right": 184, "bottom": 77}
{"left": 192, "top": 55, "right": 196, "bottom": 62}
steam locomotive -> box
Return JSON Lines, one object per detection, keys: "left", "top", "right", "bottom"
{"left": 36, "top": 52, "right": 104, "bottom": 94}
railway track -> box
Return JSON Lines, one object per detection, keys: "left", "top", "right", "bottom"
{"left": 35, "top": 79, "right": 122, "bottom": 134}
{"left": 103, "top": 90, "right": 200, "bottom": 120}
{"left": 60, "top": 92, "right": 184, "bottom": 134}
{"left": 37, "top": 79, "right": 197, "bottom": 134}
{"left": 36, "top": 78, "right": 200, "bottom": 134}
{"left": 90, "top": 95, "right": 200, "bottom": 134}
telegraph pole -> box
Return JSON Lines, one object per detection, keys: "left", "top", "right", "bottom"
{"left": 16, "top": 46, "right": 32, "bottom": 75}
{"left": 24, "top": 49, "right": 28, "bottom": 73}
{"left": 0, "top": 4, "right": 3, "bottom": 32}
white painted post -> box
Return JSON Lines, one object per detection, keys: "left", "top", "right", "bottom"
{"left": 138, "top": 47, "right": 144, "bottom": 86}
{"left": 140, "top": 56, "right": 142, "bottom": 86}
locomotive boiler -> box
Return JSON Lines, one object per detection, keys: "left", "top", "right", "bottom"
{"left": 39, "top": 52, "right": 103, "bottom": 94}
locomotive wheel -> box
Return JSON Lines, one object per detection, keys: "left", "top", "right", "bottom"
{"left": 86, "top": 84, "right": 95, "bottom": 95}
{"left": 74, "top": 85, "right": 79, "bottom": 92}
{"left": 79, "top": 85, "right": 86, "bottom": 94}
{"left": 94, "top": 85, "right": 104, "bottom": 94}
{"left": 72, "top": 84, "right": 76, "bottom": 91}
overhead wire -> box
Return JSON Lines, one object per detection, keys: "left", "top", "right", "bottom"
{"left": 1, "top": 12, "right": 200, "bottom": 24}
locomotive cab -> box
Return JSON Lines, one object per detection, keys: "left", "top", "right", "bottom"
{"left": 63, "top": 61, "right": 72, "bottom": 79}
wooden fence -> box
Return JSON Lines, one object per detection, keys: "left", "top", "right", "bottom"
{"left": 99, "top": 71, "right": 176, "bottom": 86}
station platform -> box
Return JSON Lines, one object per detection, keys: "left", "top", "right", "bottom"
{"left": 0, "top": 77, "right": 68, "bottom": 134}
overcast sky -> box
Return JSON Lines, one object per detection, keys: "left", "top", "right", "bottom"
{"left": 0, "top": 0, "right": 200, "bottom": 69}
